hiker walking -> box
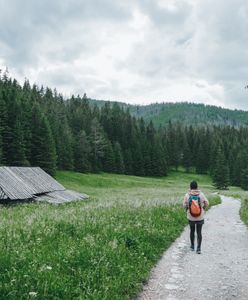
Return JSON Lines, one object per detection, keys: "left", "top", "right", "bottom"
{"left": 183, "top": 181, "right": 209, "bottom": 254}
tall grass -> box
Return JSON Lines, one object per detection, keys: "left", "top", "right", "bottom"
{"left": 0, "top": 171, "right": 218, "bottom": 299}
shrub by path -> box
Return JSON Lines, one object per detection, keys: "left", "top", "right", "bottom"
{"left": 139, "top": 196, "right": 248, "bottom": 300}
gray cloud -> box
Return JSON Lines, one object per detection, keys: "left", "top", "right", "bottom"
{"left": 137, "top": 0, "right": 192, "bottom": 28}
{"left": 0, "top": 0, "right": 247, "bottom": 109}
{"left": 0, "top": 0, "right": 132, "bottom": 67}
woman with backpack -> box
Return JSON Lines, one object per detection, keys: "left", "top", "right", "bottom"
{"left": 183, "top": 180, "right": 209, "bottom": 254}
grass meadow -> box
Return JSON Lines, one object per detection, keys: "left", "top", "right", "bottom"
{"left": 0, "top": 171, "right": 220, "bottom": 299}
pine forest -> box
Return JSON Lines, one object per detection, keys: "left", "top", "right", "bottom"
{"left": 1, "top": 71, "right": 248, "bottom": 190}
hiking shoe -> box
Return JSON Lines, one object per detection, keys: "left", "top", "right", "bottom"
{"left": 196, "top": 248, "right": 201, "bottom": 254}
{"left": 190, "top": 245, "right": 194, "bottom": 251}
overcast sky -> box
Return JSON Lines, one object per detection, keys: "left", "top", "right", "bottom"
{"left": 0, "top": 0, "right": 248, "bottom": 109}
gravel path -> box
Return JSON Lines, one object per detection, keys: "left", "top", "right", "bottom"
{"left": 139, "top": 196, "right": 248, "bottom": 300}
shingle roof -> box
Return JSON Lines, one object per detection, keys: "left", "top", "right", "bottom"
{"left": 10, "top": 167, "right": 65, "bottom": 194}
{"left": 0, "top": 167, "right": 89, "bottom": 203}
{"left": 0, "top": 167, "right": 34, "bottom": 200}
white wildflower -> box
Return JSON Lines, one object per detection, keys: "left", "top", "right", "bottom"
{"left": 29, "top": 291, "right": 37, "bottom": 297}
{"left": 109, "top": 239, "right": 118, "bottom": 249}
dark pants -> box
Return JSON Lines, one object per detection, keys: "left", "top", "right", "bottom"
{"left": 189, "top": 220, "right": 204, "bottom": 250}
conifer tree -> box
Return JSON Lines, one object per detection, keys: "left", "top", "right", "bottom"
{"left": 30, "top": 103, "right": 57, "bottom": 175}
{"left": 209, "top": 139, "right": 220, "bottom": 177}
{"left": 11, "top": 119, "right": 28, "bottom": 166}
{"left": 111, "top": 103, "right": 123, "bottom": 142}
{"left": 0, "top": 93, "right": 6, "bottom": 165}
{"left": 232, "top": 149, "right": 248, "bottom": 186}
{"left": 4, "top": 89, "right": 28, "bottom": 166}
{"left": 56, "top": 119, "right": 74, "bottom": 170}
{"left": 196, "top": 143, "right": 208, "bottom": 174}
{"left": 21, "top": 79, "right": 33, "bottom": 162}
{"left": 74, "top": 130, "right": 91, "bottom": 173}
{"left": 241, "top": 168, "right": 248, "bottom": 190}
{"left": 132, "top": 141, "right": 144, "bottom": 176}
{"left": 182, "top": 137, "right": 191, "bottom": 172}
{"left": 103, "top": 140, "right": 115, "bottom": 173}
{"left": 166, "top": 121, "right": 182, "bottom": 169}
{"left": 150, "top": 142, "right": 167, "bottom": 176}
{"left": 228, "top": 146, "right": 239, "bottom": 186}
{"left": 213, "top": 147, "right": 230, "bottom": 189}
{"left": 113, "top": 141, "right": 125, "bottom": 174}
{"left": 89, "top": 118, "right": 107, "bottom": 172}
{"left": 124, "top": 149, "right": 133, "bottom": 175}
{"left": 100, "top": 102, "right": 113, "bottom": 140}
{"left": 142, "top": 143, "right": 151, "bottom": 176}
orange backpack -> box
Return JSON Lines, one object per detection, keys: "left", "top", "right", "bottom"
{"left": 189, "top": 195, "right": 201, "bottom": 217}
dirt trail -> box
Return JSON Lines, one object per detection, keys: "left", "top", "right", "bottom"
{"left": 139, "top": 196, "right": 248, "bottom": 300}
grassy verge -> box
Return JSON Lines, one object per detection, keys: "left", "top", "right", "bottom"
{"left": 240, "top": 198, "right": 248, "bottom": 226}
{"left": 0, "top": 171, "right": 217, "bottom": 299}
{"left": 219, "top": 187, "right": 248, "bottom": 227}
{"left": 207, "top": 194, "right": 221, "bottom": 209}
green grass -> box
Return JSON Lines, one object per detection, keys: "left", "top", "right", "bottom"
{"left": 0, "top": 171, "right": 219, "bottom": 299}
{"left": 220, "top": 187, "right": 248, "bottom": 226}
{"left": 205, "top": 194, "right": 221, "bottom": 210}
{"left": 240, "top": 198, "right": 248, "bottom": 226}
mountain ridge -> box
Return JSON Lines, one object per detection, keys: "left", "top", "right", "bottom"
{"left": 88, "top": 99, "right": 248, "bottom": 127}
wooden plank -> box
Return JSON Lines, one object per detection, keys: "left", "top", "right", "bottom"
{"left": 35, "top": 190, "right": 89, "bottom": 204}
{"left": 0, "top": 166, "right": 89, "bottom": 203}
{"left": 0, "top": 186, "right": 7, "bottom": 199}
{"left": 32, "top": 167, "right": 65, "bottom": 191}
{"left": 0, "top": 167, "right": 34, "bottom": 200}
{"left": 10, "top": 167, "right": 65, "bottom": 194}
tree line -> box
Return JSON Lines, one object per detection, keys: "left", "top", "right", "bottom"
{"left": 126, "top": 102, "right": 248, "bottom": 128}
{"left": 1, "top": 71, "right": 248, "bottom": 190}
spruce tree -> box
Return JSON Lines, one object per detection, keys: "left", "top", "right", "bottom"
{"left": 0, "top": 93, "right": 6, "bottom": 164}
{"left": 232, "top": 149, "right": 248, "bottom": 186}
{"left": 228, "top": 146, "right": 239, "bottom": 186}
{"left": 213, "top": 147, "right": 230, "bottom": 189}
{"left": 124, "top": 149, "right": 133, "bottom": 175}
{"left": 56, "top": 119, "right": 74, "bottom": 170}
{"left": 113, "top": 141, "right": 125, "bottom": 174}
{"left": 182, "top": 137, "right": 191, "bottom": 172}
{"left": 20, "top": 81, "right": 33, "bottom": 163}
{"left": 196, "top": 143, "right": 208, "bottom": 174}
{"left": 74, "top": 130, "right": 91, "bottom": 173}
{"left": 166, "top": 121, "right": 182, "bottom": 169}
{"left": 89, "top": 118, "right": 107, "bottom": 172}
{"left": 111, "top": 103, "right": 123, "bottom": 142}
{"left": 30, "top": 103, "right": 57, "bottom": 176}
{"left": 11, "top": 119, "right": 28, "bottom": 166}
{"left": 150, "top": 142, "right": 167, "bottom": 176}
{"left": 103, "top": 140, "right": 115, "bottom": 173}
{"left": 132, "top": 141, "right": 144, "bottom": 176}
{"left": 142, "top": 143, "right": 151, "bottom": 176}
{"left": 241, "top": 168, "right": 248, "bottom": 190}
{"left": 100, "top": 102, "right": 113, "bottom": 140}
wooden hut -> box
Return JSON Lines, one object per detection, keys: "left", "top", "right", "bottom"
{"left": 0, "top": 167, "right": 89, "bottom": 204}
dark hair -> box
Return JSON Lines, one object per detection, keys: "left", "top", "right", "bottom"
{"left": 190, "top": 181, "right": 198, "bottom": 190}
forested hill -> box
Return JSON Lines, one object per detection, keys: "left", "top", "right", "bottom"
{"left": 1, "top": 73, "right": 248, "bottom": 190}
{"left": 89, "top": 100, "right": 248, "bottom": 127}
{"left": 129, "top": 102, "right": 248, "bottom": 127}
